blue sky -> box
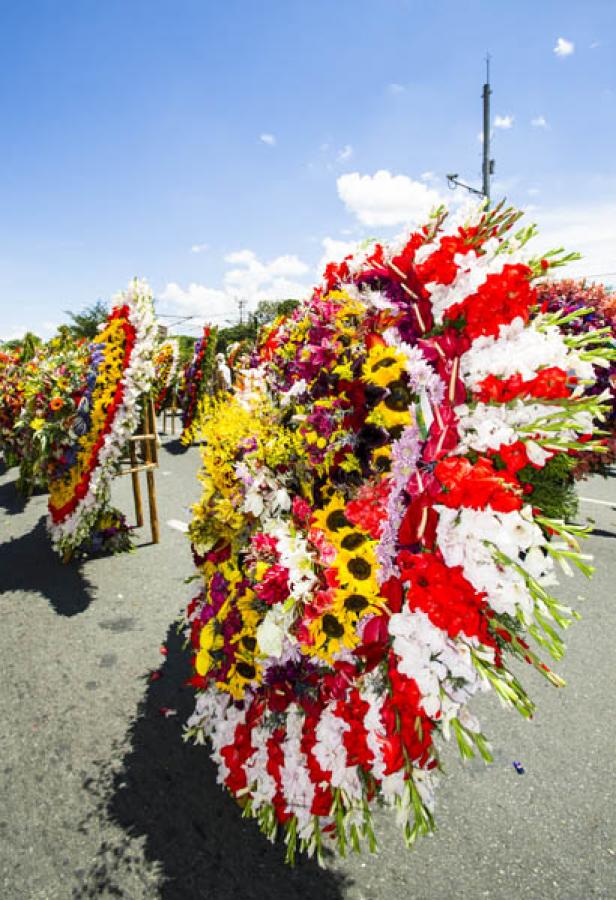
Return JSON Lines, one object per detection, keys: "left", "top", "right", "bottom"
{"left": 0, "top": 0, "right": 614, "bottom": 338}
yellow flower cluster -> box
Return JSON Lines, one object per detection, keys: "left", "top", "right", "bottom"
{"left": 306, "top": 494, "right": 386, "bottom": 663}
{"left": 190, "top": 393, "right": 302, "bottom": 552}
{"left": 194, "top": 554, "right": 265, "bottom": 700}
{"left": 49, "top": 314, "right": 129, "bottom": 511}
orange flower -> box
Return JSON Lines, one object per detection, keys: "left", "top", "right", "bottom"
{"left": 49, "top": 396, "right": 63, "bottom": 411}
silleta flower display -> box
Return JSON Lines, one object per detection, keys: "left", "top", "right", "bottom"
{"left": 153, "top": 339, "right": 180, "bottom": 413}
{"left": 182, "top": 203, "right": 612, "bottom": 863}
{"left": 47, "top": 280, "right": 156, "bottom": 556}
{"left": 178, "top": 325, "right": 217, "bottom": 442}
{"left": 535, "top": 278, "right": 616, "bottom": 477}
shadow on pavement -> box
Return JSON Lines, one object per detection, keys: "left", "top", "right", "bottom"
{"left": 76, "top": 625, "right": 348, "bottom": 900}
{"left": 0, "top": 517, "right": 96, "bottom": 615}
{"left": 161, "top": 439, "right": 191, "bottom": 456}
{"left": 0, "top": 478, "right": 30, "bottom": 514}
{"left": 592, "top": 527, "right": 616, "bottom": 540}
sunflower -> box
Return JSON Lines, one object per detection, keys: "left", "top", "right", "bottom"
{"left": 367, "top": 399, "right": 412, "bottom": 431}
{"left": 332, "top": 587, "right": 385, "bottom": 622}
{"left": 336, "top": 543, "right": 379, "bottom": 593}
{"left": 233, "top": 629, "right": 258, "bottom": 655}
{"left": 303, "top": 609, "right": 359, "bottom": 661}
{"left": 49, "top": 396, "right": 63, "bottom": 412}
{"left": 339, "top": 530, "right": 369, "bottom": 552}
{"left": 362, "top": 344, "right": 407, "bottom": 388}
{"left": 372, "top": 444, "right": 392, "bottom": 474}
{"left": 223, "top": 656, "right": 262, "bottom": 700}
{"left": 236, "top": 588, "right": 263, "bottom": 626}
{"left": 312, "top": 494, "right": 351, "bottom": 540}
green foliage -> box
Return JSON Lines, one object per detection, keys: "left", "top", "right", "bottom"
{"left": 216, "top": 299, "right": 300, "bottom": 354}
{"left": 216, "top": 322, "right": 257, "bottom": 354}
{"left": 176, "top": 334, "right": 198, "bottom": 364}
{"left": 252, "top": 298, "right": 300, "bottom": 327}
{"left": 520, "top": 453, "right": 579, "bottom": 520}
{"left": 1, "top": 339, "right": 23, "bottom": 352}
{"left": 21, "top": 332, "right": 42, "bottom": 362}
{"left": 64, "top": 299, "right": 109, "bottom": 340}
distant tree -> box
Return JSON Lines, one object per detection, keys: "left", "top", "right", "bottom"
{"left": 1, "top": 338, "right": 22, "bottom": 352}
{"left": 176, "top": 334, "right": 198, "bottom": 364}
{"left": 252, "top": 298, "right": 300, "bottom": 327}
{"left": 215, "top": 299, "right": 300, "bottom": 355}
{"left": 216, "top": 321, "right": 257, "bottom": 355}
{"left": 64, "top": 299, "right": 109, "bottom": 339}
{"left": 21, "top": 331, "right": 42, "bottom": 362}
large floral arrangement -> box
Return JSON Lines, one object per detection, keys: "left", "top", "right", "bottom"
{"left": 535, "top": 278, "right": 616, "bottom": 476}
{"left": 0, "top": 348, "right": 27, "bottom": 467}
{"left": 47, "top": 280, "right": 156, "bottom": 556}
{"left": 12, "top": 335, "right": 90, "bottom": 494}
{"left": 153, "top": 338, "right": 180, "bottom": 413}
{"left": 181, "top": 203, "right": 612, "bottom": 862}
{"left": 178, "top": 325, "right": 218, "bottom": 442}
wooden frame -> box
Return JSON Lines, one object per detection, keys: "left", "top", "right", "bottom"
{"left": 161, "top": 395, "right": 182, "bottom": 436}
{"left": 117, "top": 395, "right": 160, "bottom": 544}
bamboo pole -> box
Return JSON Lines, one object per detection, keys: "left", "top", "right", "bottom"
{"left": 129, "top": 439, "right": 144, "bottom": 527}
{"left": 144, "top": 398, "right": 160, "bottom": 544}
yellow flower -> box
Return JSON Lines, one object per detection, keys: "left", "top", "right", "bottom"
{"left": 362, "top": 344, "right": 407, "bottom": 388}
{"left": 312, "top": 494, "right": 350, "bottom": 541}
{"left": 195, "top": 619, "right": 225, "bottom": 676}
{"left": 332, "top": 587, "right": 386, "bottom": 623}
{"left": 336, "top": 543, "right": 379, "bottom": 593}
{"left": 200, "top": 619, "right": 224, "bottom": 653}
{"left": 367, "top": 398, "right": 412, "bottom": 431}
{"left": 303, "top": 609, "right": 359, "bottom": 661}
{"left": 30, "top": 418, "right": 45, "bottom": 431}
{"left": 232, "top": 628, "right": 259, "bottom": 656}
{"left": 372, "top": 445, "right": 392, "bottom": 474}
{"left": 222, "top": 657, "right": 262, "bottom": 700}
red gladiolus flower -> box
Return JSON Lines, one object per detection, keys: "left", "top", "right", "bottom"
{"left": 435, "top": 456, "right": 523, "bottom": 512}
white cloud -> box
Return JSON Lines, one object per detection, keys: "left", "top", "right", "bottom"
{"left": 337, "top": 144, "right": 354, "bottom": 162}
{"left": 160, "top": 250, "right": 312, "bottom": 322}
{"left": 554, "top": 37, "right": 574, "bottom": 57}
{"left": 531, "top": 115, "right": 548, "bottom": 128}
{"left": 2, "top": 319, "right": 61, "bottom": 342}
{"left": 533, "top": 202, "right": 616, "bottom": 279}
{"left": 260, "top": 133, "right": 277, "bottom": 146}
{"left": 1, "top": 323, "right": 28, "bottom": 341}
{"left": 387, "top": 82, "right": 406, "bottom": 95}
{"left": 224, "top": 249, "right": 258, "bottom": 266}
{"left": 337, "top": 170, "right": 443, "bottom": 227}
{"left": 159, "top": 282, "right": 232, "bottom": 321}
{"left": 190, "top": 243, "right": 209, "bottom": 254}
{"left": 590, "top": 41, "right": 600, "bottom": 49}
{"left": 527, "top": 187, "right": 540, "bottom": 196}
{"left": 318, "top": 237, "right": 360, "bottom": 274}
{"left": 494, "top": 114, "right": 514, "bottom": 129}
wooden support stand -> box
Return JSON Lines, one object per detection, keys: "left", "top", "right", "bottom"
{"left": 117, "top": 395, "right": 160, "bottom": 544}
{"left": 161, "top": 398, "right": 182, "bottom": 436}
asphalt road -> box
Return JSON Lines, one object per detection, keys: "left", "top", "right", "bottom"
{"left": 1, "top": 435, "right": 615, "bottom": 900}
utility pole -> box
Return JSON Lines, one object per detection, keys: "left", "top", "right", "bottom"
{"left": 237, "top": 297, "right": 247, "bottom": 325}
{"left": 482, "top": 55, "right": 493, "bottom": 204}
{"left": 447, "top": 54, "right": 495, "bottom": 205}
